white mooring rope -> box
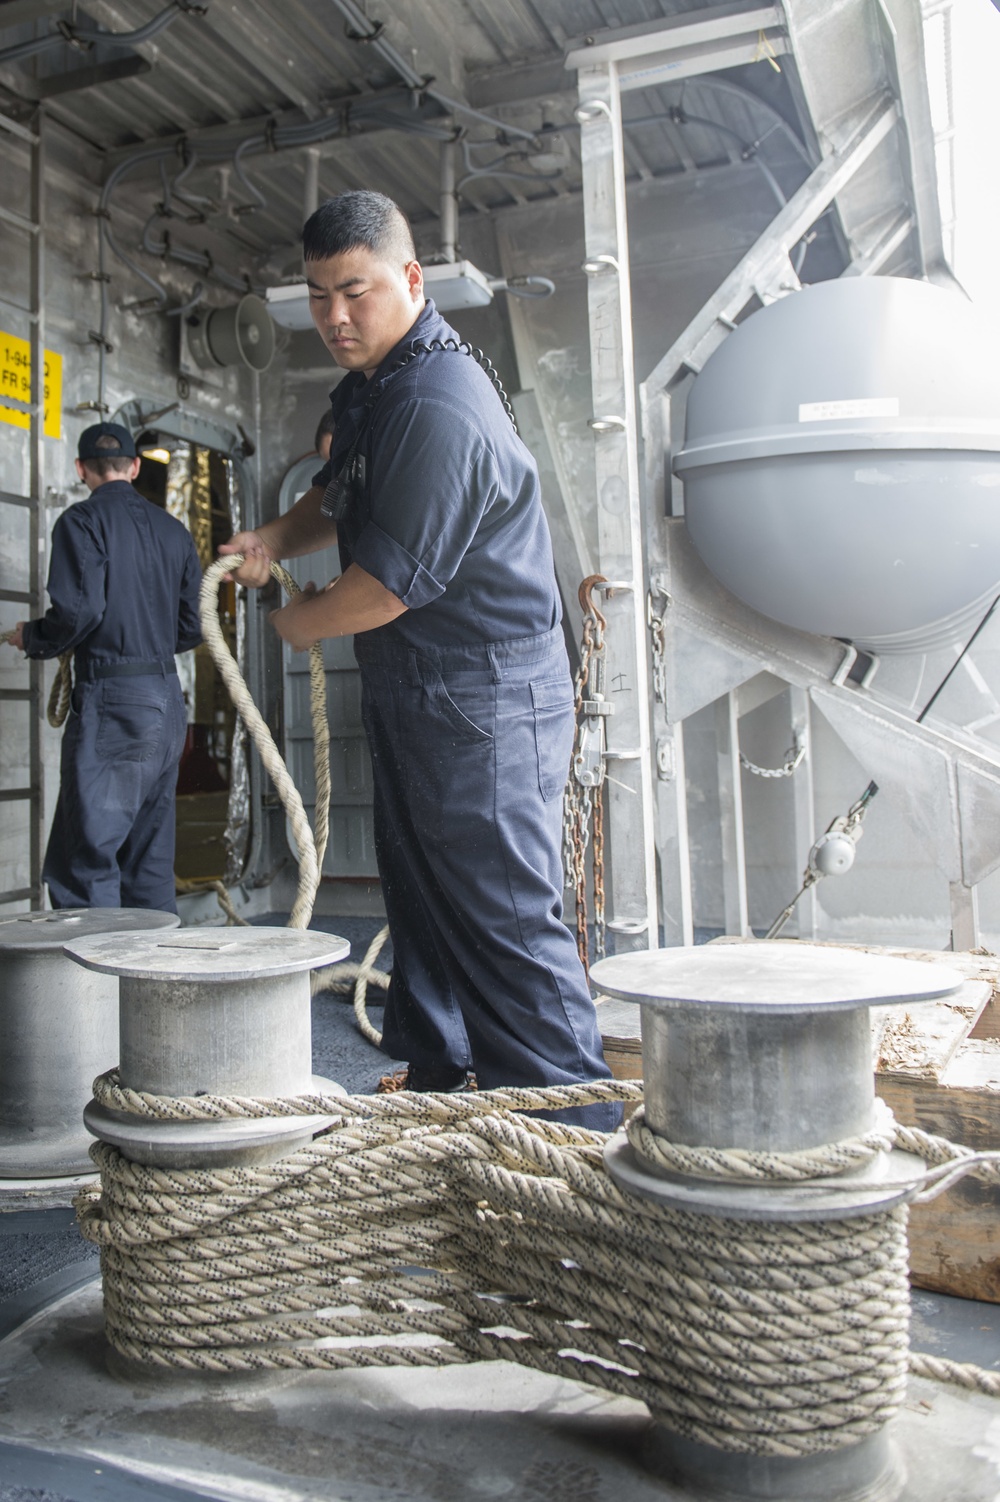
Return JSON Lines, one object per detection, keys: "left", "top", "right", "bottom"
{"left": 76, "top": 1071, "right": 1000, "bottom": 1457}
{"left": 71, "top": 558, "right": 1000, "bottom": 1459}
{"left": 197, "top": 557, "right": 389, "bottom": 1037}
{"left": 199, "top": 556, "right": 328, "bottom": 930}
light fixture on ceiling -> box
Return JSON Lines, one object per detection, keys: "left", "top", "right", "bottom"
{"left": 264, "top": 282, "right": 316, "bottom": 331}
{"left": 137, "top": 431, "right": 177, "bottom": 464}
{"left": 423, "top": 260, "right": 494, "bottom": 309}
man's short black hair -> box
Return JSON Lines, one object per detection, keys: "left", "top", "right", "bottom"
{"left": 314, "top": 408, "right": 336, "bottom": 453}
{"left": 83, "top": 432, "right": 136, "bottom": 478}
{"left": 302, "top": 190, "right": 416, "bottom": 267}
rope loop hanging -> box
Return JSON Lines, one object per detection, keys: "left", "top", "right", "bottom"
{"left": 1, "top": 629, "right": 71, "bottom": 726}
{"left": 197, "top": 554, "right": 389, "bottom": 1042}
{"left": 200, "top": 554, "right": 329, "bottom": 929}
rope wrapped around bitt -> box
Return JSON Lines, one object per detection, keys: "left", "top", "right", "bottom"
{"left": 75, "top": 1073, "right": 1000, "bottom": 1457}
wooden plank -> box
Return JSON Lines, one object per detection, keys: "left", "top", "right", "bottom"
{"left": 970, "top": 993, "right": 1000, "bottom": 1042}
{"left": 783, "top": 939, "right": 992, "bottom": 1079}
{"left": 866, "top": 950, "right": 1000, "bottom": 1303}
{"left": 873, "top": 979, "right": 992, "bottom": 1081}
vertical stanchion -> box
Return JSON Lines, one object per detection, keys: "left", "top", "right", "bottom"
{"left": 28, "top": 106, "right": 45, "bottom": 906}
{"left": 576, "top": 62, "right": 658, "bottom": 955}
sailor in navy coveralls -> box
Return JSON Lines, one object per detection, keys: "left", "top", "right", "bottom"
{"left": 7, "top": 423, "right": 202, "bottom": 912}
{"left": 222, "top": 191, "right": 618, "bottom": 1129}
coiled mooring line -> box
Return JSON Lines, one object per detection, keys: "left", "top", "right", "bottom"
{"left": 76, "top": 1071, "right": 1000, "bottom": 1457}
{"left": 72, "top": 558, "right": 1000, "bottom": 1455}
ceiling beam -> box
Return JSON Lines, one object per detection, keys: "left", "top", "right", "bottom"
{"left": 14, "top": 53, "right": 151, "bottom": 100}
{"left": 566, "top": 4, "right": 788, "bottom": 91}
{"left": 101, "top": 86, "right": 451, "bottom": 165}
{"left": 466, "top": 57, "right": 571, "bottom": 111}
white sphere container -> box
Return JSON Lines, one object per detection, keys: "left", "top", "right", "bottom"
{"left": 674, "top": 277, "right": 1000, "bottom": 653}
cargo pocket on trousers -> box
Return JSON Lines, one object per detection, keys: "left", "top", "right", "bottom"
{"left": 95, "top": 683, "right": 166, "bottom": 762}
{"left": 531, "top": 677, "right": 574, "bottom": 801}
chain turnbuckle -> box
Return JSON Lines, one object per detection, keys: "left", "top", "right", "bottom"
{"left": 764, "top": 781, "right": 880, "bottom": 939}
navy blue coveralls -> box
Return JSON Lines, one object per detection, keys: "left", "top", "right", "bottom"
{"left": 22, "top": 479, "right": 202, "bottom": 913}
{"left": 315, "top": 301, "right": 618, "bottom": 1129}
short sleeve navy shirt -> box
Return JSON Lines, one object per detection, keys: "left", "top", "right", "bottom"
{"left": 313, "top": 301, "right": 562, "bottom": 650}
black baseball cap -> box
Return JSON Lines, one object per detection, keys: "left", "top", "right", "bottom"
{"left": 77, "top": 422, "right": 137, "bottom": 460}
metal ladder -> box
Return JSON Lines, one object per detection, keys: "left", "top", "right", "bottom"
{"left": 0, "top": 106, "right": 46, "bottom": 908}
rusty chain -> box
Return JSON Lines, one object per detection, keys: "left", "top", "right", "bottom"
{"left": 564, "top": 575, "right": 610, "bottom": 975}
{"left": 591, "top": 775, "right": 605, "bottom": 963}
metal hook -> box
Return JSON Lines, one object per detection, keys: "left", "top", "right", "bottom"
{"left": 578, "top": 574, "right": 608, "bottom": 633}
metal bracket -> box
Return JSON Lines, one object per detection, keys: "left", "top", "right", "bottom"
{"left": 641, "top": 95, "right": 900, "bottom": 400}
{"left": 831, "top": 643, "right": 858, "bottom": 688}
{"left": 573, "top": 718, "right": 607, "bottom": 789}
{"left": 582, "top": 253, "right": 620, "bottom": 275}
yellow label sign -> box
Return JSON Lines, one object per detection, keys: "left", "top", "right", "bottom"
{"left": 0, "top": 330, "right": 62, "bottom": 440}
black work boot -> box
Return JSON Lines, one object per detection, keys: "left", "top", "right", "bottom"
{"left": 376, "top": 1066, "right": 477, "bottom": 1094}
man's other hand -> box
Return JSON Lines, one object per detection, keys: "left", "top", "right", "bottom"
{"left": 218, "top": 531, "right": 274, "bottom": 588}
{"left": 4, "top": 622, "right": 25, "bottom": 651}
{"left": 270, "top": 584, "right": 321, "bottom": 652}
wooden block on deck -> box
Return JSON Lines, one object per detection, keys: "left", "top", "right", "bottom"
{"left": 879, "top": 1036, "right": 1000, "bottom": 1303}
{"left": 757, "top": 940, "right": 1000, "bottom": 1303}
{"left": 595, "top": 996, "right": 643, "bottom": 1112}
{"left": 872, "top": 977, "right": 991, "bottom": 1080}
{"left": 869, "top": 954, "right": 1000, "bottom": 1304}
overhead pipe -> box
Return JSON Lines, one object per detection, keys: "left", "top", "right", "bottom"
{"left": 90, "top": 101, "right": 451, "bottom": 403}
{"left": 0, "top": 0, "right": 206, "bottom": 68}
{"left": 439, "top": 137, "right": 458, "bottom": 263}
{"left": 302, "top": 146, "right": 321, "bottom": 222}
{"left": 326, "top": 0, "right": 539, "bottom": 143}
